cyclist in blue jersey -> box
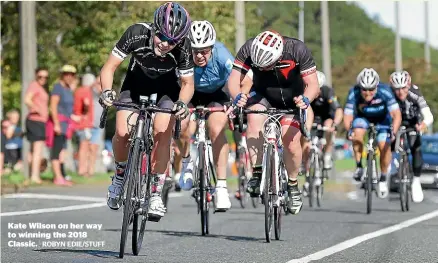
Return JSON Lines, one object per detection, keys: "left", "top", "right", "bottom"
{"left": 176, "top": 20, "right": 239, "bottom": 211}
{"left": 343, "top": 68, "right": 402, "bottom": 198}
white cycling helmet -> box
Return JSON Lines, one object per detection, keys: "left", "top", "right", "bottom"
{"left": 356, "top": 68, "right": 380, "bottom": 90}
{"left": 389, "top": 71, "right": 411, "bottom": 89}
{"left": 250, "top": 30, "right": 284, "bottom": 68}
{"left": 316, "top": 70, "right": 326, "bottom": 88}
{"left": 189, "top": 20, "right": 216, "bottom": 49}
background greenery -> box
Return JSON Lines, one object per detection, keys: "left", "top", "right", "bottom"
{"left": 2, "top": 1, "right": 437, "bottom": 137}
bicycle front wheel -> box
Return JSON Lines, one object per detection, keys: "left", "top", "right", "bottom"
{"left": 198, "top": 142, "right": 209, "bottom": 236}
{"left": 399, "top": 154, "right": 409, "bottom": 212}
{"left": 264, "top": 144, "right": 274, "bottom": 243}
{"left": 366, "top": 151, "right": 374, "bottom": 214}
{"left": 119, "top": 139, "right": 141, "bottom": 258}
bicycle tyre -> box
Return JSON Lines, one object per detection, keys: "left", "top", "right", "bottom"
{"left": 308, "top": 150, "right": 316, "bottom": 208}
{"left": 264, "top": 144, "right": 273, "bottom": 243}
{"left": 132, "top": 157, "right": 152, "bottom": 256}
{"left": 119, "top": 139, "right": 141, "bottom": 258}
{"left": 238, "top": 172, "right": 247, "bottom": 209}
{"left": 274, "top": 206, "right": 282, "bottom": 240}
{"left": 316, "top": 157, "right": 325, "bottom": 208}
{"left": 366, "top": 151, "right": 374, "bottom": 214}
{"left": 198, "top": 142, "right": 209, "bottom": 236}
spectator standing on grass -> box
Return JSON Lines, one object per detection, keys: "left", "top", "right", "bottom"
{"left": 48, "top": 65, "right": 79, "bottom": 186}
{"left": 88, "top": 76, "right": 105, "bottom": 176}
{"left": 73, "top": 73, "right": 96, "bottom": 177}
{"left": 24, "top": 67, "right": 50, "bottom": 184}
{"left": 1, "top": 119, "right": 9, "bottom": 176}
{"left": 4, "top": 110, "right": 23, "bottom": 171}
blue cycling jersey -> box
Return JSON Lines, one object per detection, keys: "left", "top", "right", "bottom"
{"left": 194, "top": 41, "right": 234, "bottom": 93}
{"left": 344, "top": 83, "right": 399, "bottom": 122}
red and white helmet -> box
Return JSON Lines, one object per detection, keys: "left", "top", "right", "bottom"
{"left": 389, "top": 71, "right": 411, "bottom": 89}
{"left": 250, "top": 30, "right": 284, "bottom": 68}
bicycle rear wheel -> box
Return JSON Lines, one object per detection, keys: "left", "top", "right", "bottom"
{"left": 317, "top": 168, "right": 327, "bottom": 207}
{"left": 119, "top": 139, "right": 141, "bottom": 258}
{"left": 366, "top": 152, "right": 374, "bottom": 214}
{"left": 198, "top": 142, "right": 209, "bottom": 236}
{"left": 264, "top": 145, "right": 274, "bottom": 243}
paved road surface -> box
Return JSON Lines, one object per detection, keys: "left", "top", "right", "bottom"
{"left": 1, "top": 184, "right": 438, "bottom": 263}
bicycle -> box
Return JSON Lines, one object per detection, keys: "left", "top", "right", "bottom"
{"left": 190, "top": 105, "right": 234, "bottom": 236}
{"left": 235, "top": 125, "right": 258, "bottom": 209}
{"left": 361, "top": 123, "right": 391, "bottom": 214}
{"left": 100, "top": 94, "right": 181, "bottom": 258}
{"left": 394, "top": 126, "right": 417, "bottom": 212}
{"left": 306, "top": 123, "right": 330, "bottom": 208}
{"left": 238, "top": 107, "right": 309, "bottom": 242}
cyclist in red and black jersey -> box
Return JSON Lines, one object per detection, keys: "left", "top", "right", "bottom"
{"left": 99, "top": 2, "right": 194, "bottom": 220}
{"left": 228, "top": 30, "right": 320, "bottom": 215}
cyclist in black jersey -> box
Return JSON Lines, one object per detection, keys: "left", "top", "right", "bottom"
{"left": 389, "top": 70, "right": 434, "bottom": 203}
{"left": 301, "top": 71, "right": 343, "bottom": 195}
{"left": 99, "top": 2, "right": 194, "bottom": 220}
{"left": 229, "top": 30, "right": 320, "bottom": 215}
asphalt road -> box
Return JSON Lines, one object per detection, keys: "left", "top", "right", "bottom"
{"left": 1, "top": 183, "right": 438, "bottom": 263}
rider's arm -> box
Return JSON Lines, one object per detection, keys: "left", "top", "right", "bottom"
{"left": 100, "top": 24, "right": 141, "bottom": 91}
{"left": 385, "top": 89, "right": 402, "bottom": 133}
{"left": 176, "top": 39, "right": 195, "bottom": 104}
{"left": 409, "top": 88, "right": 434, "bottom": 128}
{"left": 296, "top": 41, "right": 319, "bottom": 102}
{"left": 178, "top": 75, "right": 195, "bottom": 105}
{"left": 327, "top": 87, "right": 343, "bottom": 127}
{"left": 343, "top": 87, "right": 356, "bottom": 131}
{"left": 228, "top": 40, "right": 254, "bottom": 100}
{"left": 100, "top": 55, "right": 123, "bottom": 92}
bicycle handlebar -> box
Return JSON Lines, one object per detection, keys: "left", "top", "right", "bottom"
{"left": 395, "top": 126, "right": 418, "bottom": 153}
{"left": 188, "top": 106, "right": 235, "bottom": 131}
{"left": 99, "top": 101, "right": 182, "bottom": 139}
{"left": 238, "top": 107, "right": 310, "bottom": 139}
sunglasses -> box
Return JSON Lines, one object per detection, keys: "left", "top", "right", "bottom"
{"left": 156, "top": 32, "right": 178, "bottom": 45}
{"left": 193, "top": 48, "right": 212, "bottom": 55}
{"left": 37, "top": 75, "right": 49, "bottom": 79}
{"left": 360, "top": 88, "right": 376, "bottom": 92}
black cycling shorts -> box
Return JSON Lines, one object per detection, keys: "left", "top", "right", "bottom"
{"left": 118, "top": 62, "right": 181, "bottom": 111}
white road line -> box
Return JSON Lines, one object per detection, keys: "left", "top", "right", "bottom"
{"left": 286, "top": 209, "right": 438, "bottom": 263}
{"left": 2, "top": 192, "right": 185, "bottom": 202}
{"left": 1, "top": 192, "right": 185, "bottom": 217}
{"left": 3, "top": 193, "right": 106, "bottom": 202}
{"left": 1, "top": 203, "right": 107, "bottom": 217}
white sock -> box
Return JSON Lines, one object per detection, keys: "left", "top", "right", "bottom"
{"left": 217, "top": 179, "right": 227, "bottom": 188}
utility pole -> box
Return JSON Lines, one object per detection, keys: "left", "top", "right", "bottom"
{"left": 424, "top": 1, "right": 431, "bottom": 74}
{"left": 19, "top": 1, "right": 37, "bottom": 179}
{"left": 321, "top": 1, "right": 332, "bottom": 87}
{"left": 299, "top": 1, "right": 304, "bottom": 42}
{"left": 395, "top": 1, "right": 402, "bottom": 71}
{"left": 235, "top": 1, "right": 246, "bottom": 54}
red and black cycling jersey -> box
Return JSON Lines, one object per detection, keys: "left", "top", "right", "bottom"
{"left": 233, "top": 37, "right": 317, "bottom": 108}
{"left": 112, "top": 23, "right": 194, "bottom": 79}
{"left": 311, "top": 85, "right": 341, "bottom": 119}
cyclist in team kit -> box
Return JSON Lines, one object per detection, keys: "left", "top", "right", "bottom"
{"left": 344, "top": 68, "right": 402, "bottom": 198}
{"left": 389, "top": 70, "right": 434, "bottom": 203}
{"left": 301, "top": 70, "right": 343, "bottom": 195}
{"left": 175, "top": 20, "right": 237, "bottom": 210}
{"left": 99, "top": 2, "right": 194, "bottom": 220}
{"left": 229, "top": 30, "right": 320, "bottom": 214}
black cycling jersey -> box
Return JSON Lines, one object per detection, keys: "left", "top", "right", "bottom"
{"left": 395, "top": 85, "right": 429, "bottom": 127}
{"left": 112, "top": 22, "right": 194, "bottom": 79}
{"left": 233, "top": 37, "right": 316, "bottom": 109}
{"left": 311, "top": 85, "right": 341, "bottom": 120}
